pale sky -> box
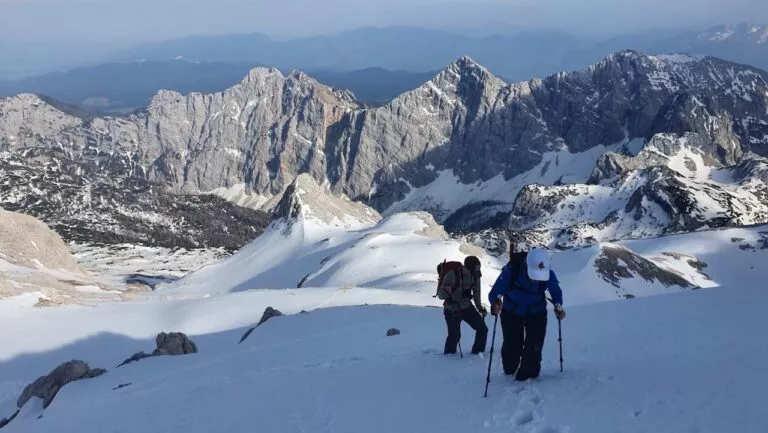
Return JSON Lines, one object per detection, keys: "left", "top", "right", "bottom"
{"left": 1, "top": 0, "right": 765, "bottom": 45}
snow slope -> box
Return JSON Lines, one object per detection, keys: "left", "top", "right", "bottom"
{"left": 156, "top": 173, "right": 734, "bottom": 304}
{"left": 1, "top": 253, "right": 767, "bottom": 433}
{"left": 383, "top": 143, "right": 625, "bottom": 226}
{"left": 155, "top": 174, "right": 494, "bottom": 298}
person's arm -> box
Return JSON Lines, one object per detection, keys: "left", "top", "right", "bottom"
{"left": 547, "top": 270, "right": 566, "bottom": 319}
{"left": 488, "top": 266, "right": 509, "bottom": 305}
{"left": 547, "top": 271, "right": 563, "bottom": 306}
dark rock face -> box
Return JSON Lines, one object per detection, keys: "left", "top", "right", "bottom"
{"left": 594, "top": 244, "right": 696, "bottom": 289}
{"left": 17, "top": 360, "right": 107, "bottom": 409}
{"left": 154, "top": 332, "right": 198, "bottom": 356}
{"left": 239, "top": 307, "right": 284, "bottom": 344}
{"left": 256, "top": 307, "right": 284, "bottom": 327}
{"left": 117, "top": 332, "right": 198, "bottom": 367}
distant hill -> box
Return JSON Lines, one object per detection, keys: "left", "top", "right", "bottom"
{"left": 107, "top": 24, "right": 768, "bottom": 81}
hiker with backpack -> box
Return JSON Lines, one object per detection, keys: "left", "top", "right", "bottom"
{"left": 488, "top": 242, "right": 565, "bottom": 381}
{"left": 436, "top": 256, "right": 488, "bottom": 355}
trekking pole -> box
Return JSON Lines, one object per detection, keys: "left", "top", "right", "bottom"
{"left": 558, "top": 318, "right": 563, "bottom": 373}
{"left": 546, "top": 296, "right": 564, "bottom": 373}
{"left": 484, "top": 311, "right": 499, "bottom": 398}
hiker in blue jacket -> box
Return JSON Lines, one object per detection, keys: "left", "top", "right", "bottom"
{"left": 488, "top": 241, "right": 566, "bottom": 381}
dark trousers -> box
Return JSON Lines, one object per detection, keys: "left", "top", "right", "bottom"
{"left": 499, "top": 310, "right": 547, "bottom": 380}
{"left": 444, "top": 307, "right": 488, "bottom": 354}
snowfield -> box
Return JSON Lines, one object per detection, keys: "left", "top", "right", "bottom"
{"left": 0, "top": 215, "right": 767, "bottom": 432}
{"left": 1, "top": 274, "right": 767, "bottom": 433}
{"left": 1, "top": 177, "right": 767, "bottom": 433}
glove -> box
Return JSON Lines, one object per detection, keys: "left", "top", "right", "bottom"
{"left": 490, "top": 300, "right": 502, "bottom": 316}
{"left": 554, "top": 304, "right": 566, "bottom": 320}
{"left": 478, "top": 306, "right": 488, "bottom": 318}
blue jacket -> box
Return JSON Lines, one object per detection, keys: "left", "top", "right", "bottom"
{"left": 488, "top": 260, "right": 563, "bottom": 316}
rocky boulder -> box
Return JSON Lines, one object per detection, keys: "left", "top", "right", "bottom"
{"left": 117, "top": 332, "right": 198, "bottom": 367}
{"left": 17, "top": 360, "right": 106, "bottom": 409}
{"left": 153, "top": 332, "right": 198, "bottom": 356}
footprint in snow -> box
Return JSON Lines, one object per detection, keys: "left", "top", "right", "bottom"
{"left": 513, "top": 410, "right": 535, "bottom": 425}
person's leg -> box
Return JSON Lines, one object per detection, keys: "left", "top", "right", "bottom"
{"left": 499, "top": 310, "right": 524, "bottom": 375}
{"left": 461, "top": 307, "right": 488, "bottom": 354}
{"left": 444, "top": 309, "right": 462, "bottom": 354}
{"left": 517, "top": 312, "right": 548, "bottom": 380}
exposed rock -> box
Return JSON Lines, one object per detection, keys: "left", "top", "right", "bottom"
{"left": 386, "top": 328, "right": 401, "bottom": 336}
{"left": 112, "top": 383, "right": 132, "bottom": 391}
{"left": 594, "top": 244, "right": 696, "bottom": 290}
{"left": 588, "top": 133, "right": 727, "bottom": 184}
{"left": 117, "top": 351, "right": 153, "bottom": 367}
{"left": 504, "top": 145, "right": 768, "bottom": 249}
{"left": 0, "top": 410, "right": 19, "bottom": 429}
{"left": 257, "top": 307, "right": 283, "bottom": 327}
{"left": 239, "top": 307, "right": 284, "bottom": 344}
{"left": 271, "top": 174, "right": 381, "bottom": 234}
{"left": 17, "top": 360, "right": 106, "bottom": 409}
{"left": 153, "top": 332, "right": 198, "bottom": 356}
{"left": 116, "top": 333, "right": 198, "bottom": 368}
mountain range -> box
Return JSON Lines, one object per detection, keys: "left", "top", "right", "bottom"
{"left": 2, "top": 49, "right": 768, "bottom": 251}
{"left": 1, "top": 23, "right": 767, "bottom": 114}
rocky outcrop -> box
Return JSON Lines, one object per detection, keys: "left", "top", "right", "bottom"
{"left": 271, "top": 173, "right": 381, "bottom": 234}
{"left": 502, "top": 128, "right": 768, "bottom": 249}
{"left": 594, "top": 244, "right": 697, "bottom": 289}
{"left": 118, "top": 332, "right": 198, "bottom": 367}
{"left": 256, "top": 307, "right": 283, "bottom": 327}
{"left": 239, "top": 307, "right": 283, "bottom": 344}
{"left": 17, "top": 360, "right": 106, "bottom": 409}
{"left": 154, "top": 332, "right": 198, "bottom": 356}
{"left": 386, "top": 328, "right": 401, "bottom": 336}
{"left": 589, "top": 133, "right": 727, "bottom": 184}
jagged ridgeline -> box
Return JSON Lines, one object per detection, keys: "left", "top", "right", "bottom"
{"left": 1, "top": 50, "right": 768, "bottom": 248}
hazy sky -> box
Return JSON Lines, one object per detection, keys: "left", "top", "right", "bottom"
{"left": 1, "top": 0, "right": 766, "bottom": 45}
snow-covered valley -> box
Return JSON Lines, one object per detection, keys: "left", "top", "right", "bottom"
{"left": 1, "top": 167, "right": 767, "bottom": 432}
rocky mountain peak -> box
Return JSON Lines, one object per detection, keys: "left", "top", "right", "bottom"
{"left": 436, "top": 55, "right": 504, "bottom": 89}
{"left": 272, "top": 174, "right": 381, "bottom": 234}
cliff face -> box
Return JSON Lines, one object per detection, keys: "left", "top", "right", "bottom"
{"left": 2, "top": 51, "right": 768, "bottom": 240}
